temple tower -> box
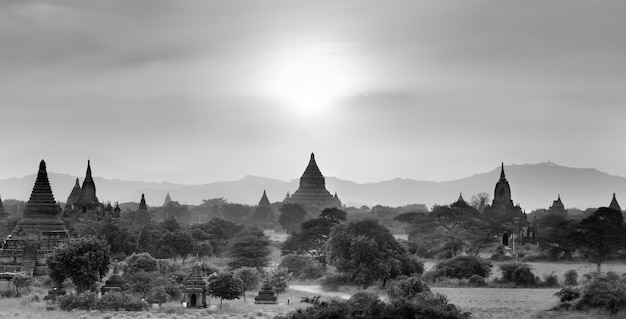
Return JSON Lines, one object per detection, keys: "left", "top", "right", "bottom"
{"left": 138, "top": 193, "right": 148, "bottom": 212}
{"left": 0, "top": 160, "right": 68, "bottom": 275}
{"left": 163, "top": 192, "right": 172, "bottom": 206}
{"left": 66, "top": 178, "right": 81, "bottom": 208}
{"left": 76, "top": 160, "right": 100, "bottom": 209}
{"left": 284, "top": 153, "right": 341, "bottom": 211}
{"left": 548, "top": 195, "right": 567, "bottom": 215}
{"left": 247, "top": 190, "right": 276, "bottom": 228}
{"left": 609, "top": 193, "right": 622, "bottom": 212}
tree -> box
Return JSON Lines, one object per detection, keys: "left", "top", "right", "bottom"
{"left": 207, "top": 272, "right": 244, "bottom": 308}
{"left": 124, "top": 252, "right": 158, "bottom": 274}
{"left": 326, "top": 219, "right": 424, "bottom": 288}
{"left": 536, "top": 214, "right": 577, "bottom": 260}
{"left": 572, "top": 207, "right": 626, "bottom": 272}
{"left": 157, "top": 231, "right": 196, "bottom": 263}
{"left": 223, "top": 203, "right": 252, "bottom": 223}
{"left": 46, "top": 235, "right": 111, "bottom": 293}
{"left": 234, "top": 267, "right": 261, "bottom": 301}
{"left": 320, "top": 207, "right": 347, "bottom": 224}
{"left": 11, "top": 273, "right": 32, "bottom": 296}
{"left": 160, "top": 217, "right": 181, "bottom": 232}
{"left": 97, "top": 221, "right": 137, "bottom": 259}
{"left": 279, "top": 203, "right": 308, "bottom": 234}
{"left": 268, "top": 268, "right": 290, "bottom": 294}
{"left": 470, "top": 192, "right": 490, "bottom": 212}
{"left": 281, "top": 217, "right": 336, "bottom": 264}
{"left": 227, "top": 228, "right": 271, "bottom": 270}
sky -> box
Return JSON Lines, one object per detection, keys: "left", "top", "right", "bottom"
{"left": 1, "top": 0, "right": 626, "bottom": 185}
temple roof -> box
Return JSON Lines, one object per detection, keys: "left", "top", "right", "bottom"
{"left": 17, "top": 160, "right": 66, "bottom": 232}
{"left": 259, "top": 190, "right": 270, "bottom": 206}
{"left": 77, "top": 160, "right": 99, "bottom": 206}
{"left": 66, "top": 178, "right": 82, "bottom": 207}
{"left": 139, "top": 193, "right": 148, "bottom": 212}
{"left": 302, "top": 153, "right": 323, "bottom": 178}
{"left": 499, "top": 162, "right": 506, "bottom": 181}
{"left": 164, "top": 192, "right": 172, "bottom": 206}
{"left": 609, "top": 193, "right": 622, "bottom": 212}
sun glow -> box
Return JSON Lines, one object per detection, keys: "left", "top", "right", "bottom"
{"left": 266, "top": 46, "right": 356, "bottom": 116}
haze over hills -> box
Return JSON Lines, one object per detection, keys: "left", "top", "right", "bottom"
{"left": 0, "top": 162, "right": 625, "bottom": 211}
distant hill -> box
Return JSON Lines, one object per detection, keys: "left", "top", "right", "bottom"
{"left": 1, "top": 162, "right": 625, "bottom": 210}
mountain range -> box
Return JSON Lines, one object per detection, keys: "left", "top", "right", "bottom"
{"left": 1, "top": 162, "right": 625, "bottom": 211}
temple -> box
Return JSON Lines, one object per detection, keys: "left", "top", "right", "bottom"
{"left": 483, "top": 163, "right": 530, "bottom": 246}
{"left": 247, "top": 190, "right": 277, "bottom": 228}
{"left": 163, "top": 192, "right": 172, "bottom": 206}
{"left": 65, "top": 178, "right": 82, "bottom": 208}
{"left": 284, "top": 153, "right": 341, "bottom": 211}
{"left": 0, "top": 160, "right": 68, "bottom": 275}
{"left": 609, "top": 193, "right": 622, "bottom": 212}
{"left": 0, "top": 194, "right": 9, "bottom": 221}
{"left": 138, "top": 193, "right": 148, "bottom": 212}
{"left": 65, "top": 161, "right": 103, "bottom": 217}
{"left": 548, "top": 195, "right": 568, "bottom": 215}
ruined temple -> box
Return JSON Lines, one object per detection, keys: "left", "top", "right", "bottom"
{"left": 0, "top": 160, "right": 68, "bottom": 275}
{"left": 483, "top": 163, "right": 529, "bottom": 245}
{"left": 284, "top": 153, "right": 341, "bottom": 210}
{"left": 247, "top": 190, "right": 277, "bottom": 228}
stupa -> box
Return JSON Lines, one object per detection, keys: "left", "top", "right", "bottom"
{"left": 75, "top": 160, "right": 101, "bottom": 213}
{"left": 548, "top": 195, "right": 567, "bottom": 215}
{"left": 65, "top": 178, "right": 82, "bottom": 208}
{"left": 0, "top": 160, "right": 68, "bottom": 275}
{"left": 609, "top": 193, "right": 622, "bottom": 212}
{"left": 138, "top": 193, "right": 148, "bottom": 212}
{"left": 254, "top": 280, "right": 278, "bottom": 304}
{"left": 284, "top": 153, "right": 341, "bottom": 210}
{"left": 182, "top": 264, "right": 207, "bottom": 308}
{"left": 101, "top": 263, "right": 125, "bottom": 294}
{"left": 247, "top": 190, "right": 277, "bottom": 228}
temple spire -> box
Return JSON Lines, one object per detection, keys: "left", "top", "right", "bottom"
{"left": 499, "top": 162, "right": 506, "bottom": 180}
{"left": 139, "top": 193, "right": 148, "bottom": 212}
{"left": 86, "top": 160, "right": 92, "bottom": 178}
{"left": 458, "top": 192, "right": 464, "bottom": 203}
{"left": 259, "top": 190, "right": 270, "bottom": 206}
{"left": 609, "top": 193, "right": 621, "bottom": 212}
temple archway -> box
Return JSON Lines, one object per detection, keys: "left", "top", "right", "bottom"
{"left": 190, "top": 294, "right": 197, "bottom": 308}
{"left": 502, "top": 233, "right": 509, "bottom": 246}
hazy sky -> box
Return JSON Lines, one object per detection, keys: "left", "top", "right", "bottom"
{"left": 1, "top": 0, "right": 625, "bottom": 184}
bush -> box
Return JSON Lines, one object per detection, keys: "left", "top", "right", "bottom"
{"left": 555, "top": 287, "right": 581, "bottom": 302}
{"left": 574, "top": 272, "right": 626, "bottom": 314}
{"left": 564, "top": 269, "right": 578, "bottom": 286}
{"left": 125, "top": 253, "right": 158, "bottom": 274}
{"left": 543, "top": 273, "right": 560, "bottom": 288}
{"left": 58, "top": 292, "right": 98, "bottom": 311}
{"left": 432, "top": 255, "right": 492, "bottom": 280}
{"left": 268, "top": 268, "right": 290, "bottom": 294}
{"left": 320, "top": 274, "right": 351, "bottom": 291}
{"left": 499, "top": 262, "right": 537, "bottom": 286}
{"left": 387, "top": 275, "right": 430, "bottom": 301}
{"left": 279, "top": 254, "right": 325, "bottom": 280}
{"left": 421, "top": 270, "right": 437, "bottom": 283}
{"left": 468, "top": 275, "right": 487, "bottom": 287}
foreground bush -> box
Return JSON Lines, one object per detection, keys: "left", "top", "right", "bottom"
{"left": 432, "top": 255, "right": 492, "bottom": 280}
{"left": 564, "top": 269, "right": 578, "bottom": 286}
{"left": 276, "top": 292, "right": 470, "bottom": 319}
{"left": 58, "top": 292, "right": 149, "bottom": 311}
{"left": 387, "top": 275, "right": 430, "bottom": 300}
{"left": 499, "top": 262, "right": 537, "bottom": 286}
{"left": 574, "top": 272, "right": 626, "bottom": 314}
{"left": 468, "top": 275, "right": 487, "bottom": 287}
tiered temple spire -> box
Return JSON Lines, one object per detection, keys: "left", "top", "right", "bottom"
{"left": 77, "top": 160, "right": 99, "bottom": 207}
{"left": 139, "top": 193, "right": 148, "bottom": 212}
{"left": 609, "top": 193, "right": 622, "bottom": 212}
{"left": 66, "top": 178, "right": 82, "bottom": 208}
{"left": 284, "top": 153, "right": 341, "bottom": 210}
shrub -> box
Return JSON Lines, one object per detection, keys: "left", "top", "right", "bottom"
{"left": 564, "top": 269, "right": 578, "bottom": 286}
{"left": 555, "top": 287, "right": 581, "bottom": 302}
{"left": 574, "top": 272, "right": 626, "bottom": 314}
{"left": 58, "top": 292, "right": 98, "bottom": 311}
{"left": 468, "top": 275, "right": 487, "bottom": 287}
{"left": 543, "top": 273, "right": 560, "bottom": 288}
{"left": 347, "top": 292, "right": 386, "bottom": 318}
{"left": 320, "top": 274, "right": 350, "bottom": 291}
{"left": 421, "top": 270, "right": 437, "bottom": 283}
{"left": 499, "top": 262, "right": 537, "bottom": 286}
{"left": 268, "top": 268, "right": 290, "bottom": 294}
{"left": 387, "top": 275, "right": 430, "bottom": 301}
{"left": 432, "top": 255, "right": 492, "bottom": 280}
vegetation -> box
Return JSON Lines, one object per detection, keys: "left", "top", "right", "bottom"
{"left": 227, "top": 227, "right": 271, "bottom": 270}
{"left": 207, "top": 272, "right": 244, "bottom": 308}
{"left": 279, "top": 254, "right": 325, "bottom": 280}
{"left": 432, "top": 255, "right": 492, "bottom": 280}
{"left": 326, "top": 219, "right": 424, "bottom": 288}
{"left": 278, "top": 203, "right": 308, "bottom": 234}
{"left": 233, "top": 267, "right": 261, "bottom": 301}
{"left": 571, "top": 207, "right": 626, "bottom": 272}
{"left": 498, "top": 262, "right": 537, "bottom": 287}
{"left": 46, "top": 235, "right": 111, "bottom": 293}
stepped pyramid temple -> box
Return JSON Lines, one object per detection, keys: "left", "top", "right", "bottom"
{"left": 284, "top": 153, "right": 341, "bottom": 211}
{"left": 483, "top": 163, "right": 531, "bottom": 246}
{"left": 0, "top": 160, "right": 68, "bottom": 275}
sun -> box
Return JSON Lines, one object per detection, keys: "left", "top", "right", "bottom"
{"left": 266, "top": 46, "right": 354, "bottom": 116}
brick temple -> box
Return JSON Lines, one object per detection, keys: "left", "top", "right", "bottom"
{"left": 284, "top": 153, "right": 341, "bottom": 211}
{"left": 0, "top": 160, "right": 68, "bottom": 275}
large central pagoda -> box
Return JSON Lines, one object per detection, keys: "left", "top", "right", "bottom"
{"left": 0, "top": 160, "right": 68, "bottom": 275}
{"left": 284, "top": 153, "right": 341, "bottom": 210}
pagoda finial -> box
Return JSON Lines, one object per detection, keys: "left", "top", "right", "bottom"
{"left": 310, "top": 153, "right": 315, "bottom": 160}
{"left": 86, "top": 160, "right": 92, "bottom": 178}
{"left": 39, "top": 159, "right": 46, "bottom": 171}
{"left": 458, "top": 192, "right": 464, "bottom": 202}
{"left": 499, "top": 162, "right": 506, "bottom": 180}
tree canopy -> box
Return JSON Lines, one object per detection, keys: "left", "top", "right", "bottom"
{"left": 46, "top": 235, "right": 111, "bottom": 293}
{"left": 208, "top": 272, "right": 244, "bottom": 308}
{"left": 227, "top": 227, "right": 271, "bottom": 270}
{"left": 278, "top": 203, "right": 308, "bottom": 234}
